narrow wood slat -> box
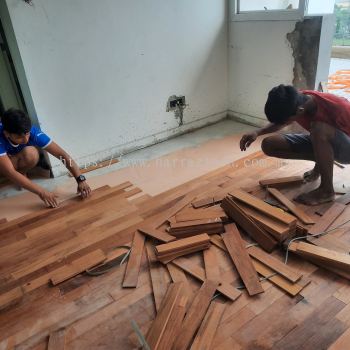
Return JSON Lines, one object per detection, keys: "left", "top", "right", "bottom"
{"left": 145, "top": 243, "right": 170, "bottom": 312}
{"left": 316, "top": 193, "right": 350, "bottom": 216}
{"left": 169, "top": 218, "right": 223, "bottom": 229}
{"left": 50, "top": 250, "right": 106, "bottom": 285}
{"left": 68, "top": 158, "right": 119, "bottom": 176}
{"left": 191, "top": 196, "right": 223, "bottom": 209}
{"left": 328, "top": 327, "right": 350, "bottom": 349}
{"left": 47, "top": 329, "right": 66, "bottom": 350}
{"left": 294, "top": 241, "right": 350, "bottom": 272}
{"left": 175, "top": 208, "right": 227, "bottom": 222}
{"left": 252, "top": 259, "right": 311, "bottom": 297}
{"left": 222, "top": 224, "right": 263, "bottom": 296}
{"left": 203, "top": 245, "right": 220, "bottom": 281}
{"left": 210, "top": 235, "right": 309, "bottom": 296}
{"left": 171, "top": 257, "right": 241, "bottom": 302}
{"left": 138, "top": 228, "right": 176, "bottom": 243}
{"left": 166, "top": 264, "right": 193, "bottom": 304}
{"left": 122, "top": 231, "right": 146, "bottom": 288}
{"left": 308, "top": 203, "right": 346, "bottom": 236}
{"left": 159, "top": 243, "right": 210, "bottom": 264}
{"left": 267, "top": 188, "right": 315, "bottom": 225}
{"left": 221, "top": 197, "right": 277, "bottom": 252}
{"left": 190, "top": 301, "right": 226, "bottom": 350}
{"left": 246, "top": 245, "right": 302, "bottom": 283}
{"left": 173, "top": 279, "right": 219, "bottom": 350}
{"left": 156, "top": 234, "right": 210, "bottom": 255}
{"left": 259, "top": 175, "right": 303, "bottom": 188}
{"left": 145, "top": 282, "right": 184, "bottom": 350}
{"left": 229, "top": 189, "right": 297, "bottom": 227}
{"left": 236, "top": 201, "right": 290, "bottom": 241}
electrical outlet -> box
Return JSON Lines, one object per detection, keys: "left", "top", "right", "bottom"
{"left": 168, "top": 95, "right": 186, "bottom": 111}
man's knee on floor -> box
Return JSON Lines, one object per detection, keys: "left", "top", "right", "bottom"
{"left": 19, "top": 147, "right": 39, "bottom": 169}
{"left": 261, "top": 137, "right": 276, "bottom": 156}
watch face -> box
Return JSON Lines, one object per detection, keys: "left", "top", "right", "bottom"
{"left": 77, "top": 175, "right": 86, "bottom": 182}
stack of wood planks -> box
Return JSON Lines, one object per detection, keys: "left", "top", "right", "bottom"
{"left": 1, "top": 151, "right": 350, "bottom": 349}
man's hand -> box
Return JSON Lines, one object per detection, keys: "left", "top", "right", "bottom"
{"left": 39, "top": 190, "right": 59, "bottom": 208}
{"left": 240, "top": 132, "right": 258, "bottom": 151}
{"left": 77, "top": 181, "right": 92, "bottom": 199}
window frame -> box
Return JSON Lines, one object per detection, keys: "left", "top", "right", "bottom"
{"left": 232, "top": 0, "right": 308, "bottom": 21}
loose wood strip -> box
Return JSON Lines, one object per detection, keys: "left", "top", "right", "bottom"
{"left": 203, "top": 245, "right": 220, "bottom": 281}
{"left": 294, "top": 241, "right": 350, "bottom": 272}
{"left": 221, "top": 197, "right": 277, "bottom": 252}
{"left": 145, "top": 243, "right": 170, "bottom": 312}
{"left": 222, "top": 224, "right": 263, "bottom": 296}
{"left": 50, "top": 250, "right": 106, "bottom": 285}
{"left": 308, "top": 203, "right": 346, "bottom": 236}
{"left": 169, "top": 218, "right": 223, "bottom": 230}
{"left": 166, "top": 263, "right": 193, "bottom": 305}
{"left": 48, "top": 329, "right": 66, "bottom": 350}
{"left": 192, "top": 196, "right": 223, "bottom": 209}
{"left": 252, "top": 259, "right": 311, "bottom": 297}
{"left": 236, "top": 201, "right": 290, "bottom": 241}
{"left": 156, "top": 234, "right": 210, "bottom": 255}
{"left": 159, "top": 243, "right": 210, "bottom": 264}
{"left": 259, "top": 175, "right": 303, "bottom": 188}
{"left": 229, "top": 189, "right": 297, "bottom": 227}
{"left": 138, "top": 228, "right": 176, "bottom": 243}
{"left": 146, "top": 282, "right": 184, "bottom": 349}
{"left": 0, "top": 287, "right": 23, "bottom": 310}
{"left": 267, "top": 188, "right": 315, "bottom": 225}
{"left": 171, "top": 257, "right": 241, "bottom": 301}
{"left": 175, "top": 208, "right": 227, "bottom": 222}
{"left": 246, "top": 245, "right": 302, "bottom": 283}
{"left": 173, "top": 280, "right": 219, "bottom": 350}
{"left": 122, "top": 231, "right": 146, "bottom": 288}
{"left": 190, "top": 301, "right": 226, "bottom": 350}
{"left": 289, "top": 242, "right": 350, "bottom": 280}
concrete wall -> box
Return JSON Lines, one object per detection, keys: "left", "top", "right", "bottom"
{"left": 228, "top": 19, "right": 296, "bottom": 126}
{"left": 3, "top": 0, "right": 228, "bottom": 175}
{"left": 228, "top": 9, "right": 331, "bottom": 126}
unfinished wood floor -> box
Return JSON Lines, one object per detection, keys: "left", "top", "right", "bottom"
{"left": 1, "top": 151, "right": 350, "bottom": 349}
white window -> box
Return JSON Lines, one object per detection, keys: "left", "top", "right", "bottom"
{"left": 232, "top": 0, "right": 307, "bottom": 21}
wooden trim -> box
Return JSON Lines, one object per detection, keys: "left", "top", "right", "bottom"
{"left": 203, "top": 246, "right": 220, "bottom": 282}
{"left": 138, "top": 228, "right": 176, "bottom": 243}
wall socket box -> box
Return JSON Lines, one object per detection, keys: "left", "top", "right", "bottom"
{"left": 167, "top": 95, "right": 186, "bottom": 111}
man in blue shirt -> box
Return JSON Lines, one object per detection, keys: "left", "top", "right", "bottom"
{"left": 0, "top": 108, "right": 91, "bottom": 207}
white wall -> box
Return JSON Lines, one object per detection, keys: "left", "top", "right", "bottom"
{"left": 4, "top": 0, "right": 228, "bottom": 175}
{"left": 228, "top": 20, "right": 296, "bottom": 125}
{"left": 307, "top": 0, "right": 335, "bottom": 15}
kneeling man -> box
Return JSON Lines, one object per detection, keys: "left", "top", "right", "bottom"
{"left": 240, "top": 85, "right": 350, "bottom": 205}
{"left": 0, "top": 108, "right": 91, "bottom": 207}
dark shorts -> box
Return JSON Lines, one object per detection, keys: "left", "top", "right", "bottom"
{"left": 283, "top": 130, "right": 350, "bottom": 164}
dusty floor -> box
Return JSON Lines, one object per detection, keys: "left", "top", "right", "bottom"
{"left": 0, "top": 119, "right": 264, "bottom": 221}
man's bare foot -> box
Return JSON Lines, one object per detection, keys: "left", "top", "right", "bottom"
{"left": 294, "top": 187, "right": 335, "bottom": 206}
{"left": 303, "top": 166, "right": 320, "bottom": 183}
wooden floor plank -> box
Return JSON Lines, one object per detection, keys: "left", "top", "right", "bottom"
{"left": 222, "top": 224, "right": 263, "bottom": 296}
{"left": 145, "top": 243, "right": 170, "bottom": 312}
{"left": 173, "top": 280, "right": 219, "bottom": 350}
{"left": 190, "top": 301, "right": 226, "bottom": 350}
{"left": 47, "top": 329, "right": 66, "bottom": 350}
{"left": 122, "top": 231, "right": 146, "bottom": 288}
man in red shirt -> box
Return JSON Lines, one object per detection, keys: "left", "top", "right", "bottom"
{"left": 240, "top": 84, "right": 350, "bottom": 205}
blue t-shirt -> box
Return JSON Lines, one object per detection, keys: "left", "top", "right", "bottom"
{"left": 0, "top": 124, "right": 52, "bottom": 156}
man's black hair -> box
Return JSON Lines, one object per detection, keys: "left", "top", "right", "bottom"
{"left": 1, "top": 108, "right": 32, "bottom": 134}
{"left": 264, "top": 84, "right": 308, "bottom": 124}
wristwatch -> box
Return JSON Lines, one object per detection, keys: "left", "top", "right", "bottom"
{"left": 76, "top": 174, "right": 86, "bottom": 183}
